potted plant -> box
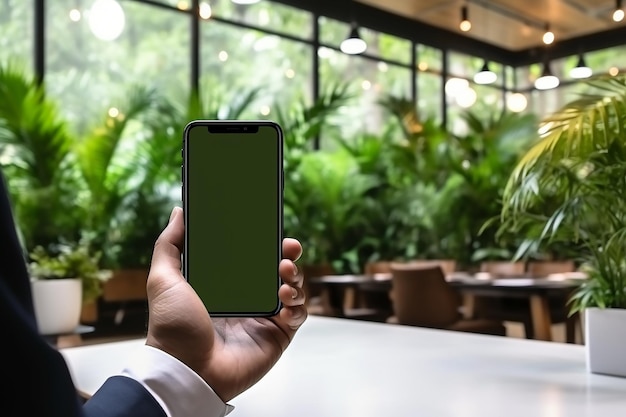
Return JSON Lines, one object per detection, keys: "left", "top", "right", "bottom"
{"left": 28, "top": 241, "right": 111, "bottom": 335}
{"left": 500, "top": 74, "right": 626, "bottom": 377}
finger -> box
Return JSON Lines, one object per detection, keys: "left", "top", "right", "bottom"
{"left": 279, "top": 259, "right": 303, "bottom": 287}
{"left": 278, "top": 283, "right": 305, "bottom": 307}
{"left": 276, "top": 305, "right": 307, "bottom": 332}
{"left": 148, "top": 207, "right": 184, "bottom": 287}
{"left": 282, "top": 238, "right": 302, "bottom": 262}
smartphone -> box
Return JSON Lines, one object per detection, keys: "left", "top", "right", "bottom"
{"left": 182, "top": 120, "right": 283, "bottom": 317}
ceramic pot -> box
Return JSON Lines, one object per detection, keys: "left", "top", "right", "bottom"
{"left": 586, "top": 307, "right": 626, "bottom": 377}
{"left": 31, "top": 278, "right": 82, "bottom": 335}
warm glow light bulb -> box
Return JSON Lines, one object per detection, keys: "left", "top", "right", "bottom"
{"left": 69, "top": 9, "right": 81, "bottom": 21}
{"left": 613, "top": 9, "right": 624, "bottom": 22}
{"left": 460, "top": 20, "right": 471, "bottom": 32}
{"left": 456, "top": 87, "right": 477, "bottom": 108}
{"left": 88, "top": 0, "right": 125, "bottom": 41}
{"left": 506, "top": 93, "right": 528, "bottom": 113}
{"left": 543, "top": 30, "right": 554, "bottom": 44}
{"left": 445, "top": 78, "right": 470, "bottom": 97}
{"left": 199, "top": 2, "right": 212, "bottom": 19}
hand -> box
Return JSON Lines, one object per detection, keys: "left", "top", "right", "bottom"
{"left": 145, "top": 207, "right": 307, "bottom": 402}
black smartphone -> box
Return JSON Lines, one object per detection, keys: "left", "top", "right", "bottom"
{"left": 182, "top": 120, "right": 283, "bottom": 317}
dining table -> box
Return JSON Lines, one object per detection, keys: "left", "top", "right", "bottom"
{"left": 308, "top": 272, "right": 584, "bottom": 342}
{"left": 61, "top": 315, "right": 626, "bottom": 417}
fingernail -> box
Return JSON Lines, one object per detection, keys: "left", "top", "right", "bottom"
{"left": 291, "top": 287, "right": 298, "bottom": 299}
{"left": 169, "top": 208, "right": 177, "bottom": 224}
{"left": 293, "top": 263, "right": 299, "bottom": 276}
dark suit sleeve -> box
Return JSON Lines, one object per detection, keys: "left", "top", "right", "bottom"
{"left": 0, "top": 170, "right": 166, "bottom": 417}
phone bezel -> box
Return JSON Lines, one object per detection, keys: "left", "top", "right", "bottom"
{"left": 182, "top": 120, "right": 284, "bottom": 317}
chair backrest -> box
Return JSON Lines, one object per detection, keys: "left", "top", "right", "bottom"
{"left": 480, "top": 261, "right": 525, "bottom": 277}
{"left": 389, "top": 264, "right": 460, "bottom": 328}
{"left": 364, "top": 261, "right": 392, "bottom": 275}
{"left": 527, "top": 260, "right": 576, "bottom": 277}
{"left": 407, "top": 259, "right": 457, "bottom": 276}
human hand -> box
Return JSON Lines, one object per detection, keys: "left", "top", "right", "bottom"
{"left": 145, "top": 207, "right": 307, "bottom": 402}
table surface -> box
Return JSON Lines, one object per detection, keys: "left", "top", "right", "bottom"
{"left": 61, "top": 316, "right": 626, "bottom": 417}
{"left": 310, "top": 273, "right": 583, "bottom": 290}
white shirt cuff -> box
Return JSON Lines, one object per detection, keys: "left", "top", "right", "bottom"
{"left": 119, "top": 345, "right": 234, "bottom": 417}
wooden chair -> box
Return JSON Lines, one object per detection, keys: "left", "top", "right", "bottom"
{"left": 480, "top": 261, "right": 525, "bottom": 277}
{"left": 527, "top": 260, "right": 576, "bottom": 277}
{"left": 408, "top": 259, "right": 457, "bottom": 276}
{"left": 479, "top": 260, "right": 581, "bottom": 343}
{"left": 301, "top": 264, "right": 336, "bottom": 316}
{"left": 387, "top": 264, "right": 505, "bottom": 336}
{"left": 364, "top": 261, "right": 392, "bottom": 274}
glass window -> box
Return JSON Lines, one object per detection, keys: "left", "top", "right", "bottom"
{"left": 320, "top": 50, "right": 412, "bottom": 140}
{"left": 417, "top": 71, "right": 442, "bottom": 123}
{"left": 361, "top": 31, "right": 411, "bottom": 65}
{"left": 214, "top": 0, "right": 313, "bottom": 40}
{"left": 585, "top": 46, "right": 626, "bottom": 75}
{"left": 319, "top": 17, "right": 411, "bottom": 64}
{"left": 416, "top": 44, "right": 442, "bottom": 72}
{"left": 449, "top": 51, "right": 503, "bottom": 87}
{"left": 46, "top": 1, "right": 190, "bottom": 133}
{"left": 0, "top": 0, "right": 34, "bottom": 68}
{"left": 516, "top": 64, "right": 541, "bottom": 91}
{"left": 319, "top": 16, "right": 349, "bottom": 48}
{"left": 201, "top": 20, "right": 313, "bottom": 119}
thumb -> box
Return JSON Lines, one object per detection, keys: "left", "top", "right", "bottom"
{"left": 148, "top": 207, "right": 184, "bottom": 289}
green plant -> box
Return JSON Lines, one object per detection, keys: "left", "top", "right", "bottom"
{"left": 500, "top": 74, "right": 626, "bottom": 312}
{"left": 0, "top": 62, "right": 84, "bottom": 251}
{"left": 284, "top": 149, "right": 380, "bottom": 273}
{"left": 28, "top": 241, "right": 111, "bottom": 303}
{"left": 447, "top": 110, "right": 537, "bottom": 265}
{"left": 82, "top": 85, "right": 261, "bottom": 268}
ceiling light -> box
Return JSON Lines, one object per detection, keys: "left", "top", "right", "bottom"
{"left": 445, "top": 77, "right": 470, "bottom": 97}
{"left": 570, "top": 54, "right": 592, "bottom": 79}
{"left": 459, "top": 5, "right": 471, "bottom": 32}
{"left": 456, "top": 87, "right": 477, "bottom": 108}
{"left": 199, "top": 2, "right": 212, "bottom": 19}
{"left": 506, "top": 93, "right": 528, "bottom": 113}
{"left": 474, "top": 61, "right": 497, "bottom": 84}
{"left": 614, "top": 0, "right": 624, "bottom": 21}
{"left": 340, "top": 25, "right": 367, "bottom": 55}
{"left": 542, "top": 24, "right": 554, "bottom": 45}
{"left": 535, "top": 62, "right": 559, "bottom": 90}
{"left": 88, "top": 0, "right": 125, "bottom": 41}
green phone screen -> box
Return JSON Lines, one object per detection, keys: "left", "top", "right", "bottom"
{"left": 184, "top": 122, "right": 282, "bottom": 316}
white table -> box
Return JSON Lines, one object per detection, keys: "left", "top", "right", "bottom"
{"left": 61, "top": 316, "right": 626, "bottom": 417}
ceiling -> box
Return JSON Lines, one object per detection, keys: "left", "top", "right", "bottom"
{"left": 356, "top": 0, "right": 626, "bottom": 51}
{"left": 276, "top": 0, "right": 626, "bottom": 66}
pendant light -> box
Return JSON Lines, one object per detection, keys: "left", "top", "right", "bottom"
{"left": 570, "top": 54, "right": 592, "bottom": 79}
{"left": 340, "top": 23, "right": 367, "bottom": 55}
{"left": 474, "top": 61, "right": 497, "bottom": 84}
{"left": 614, "top": 0, "right": 624, "bottom": 22}
{"left": 459, "top": 5, "right": 471, "bottom": 32}
{"left": 535, "top": 62, "right": 559, "bottom": 90}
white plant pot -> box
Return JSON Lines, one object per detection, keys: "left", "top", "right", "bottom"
{"left": 585, "top": 307, "right": 626, "bottom": 377}
{"left": 31, "top": 278, "right": 82, "bottom": 335}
